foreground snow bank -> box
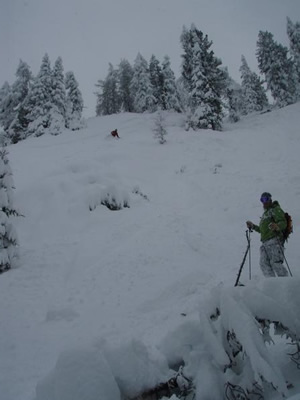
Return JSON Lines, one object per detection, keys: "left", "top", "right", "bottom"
{"left": 35, "top": 339, "right": 170, "bottom": 400}
{"left": 35, "top": 348, "right": 120, "bottom": 400}
{"left": 35, "top": 278, "right": 300, "bottom": 400}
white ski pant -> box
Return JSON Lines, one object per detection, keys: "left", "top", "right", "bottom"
{"left": 260, "top": 238, "right": 288, "bottom": 277}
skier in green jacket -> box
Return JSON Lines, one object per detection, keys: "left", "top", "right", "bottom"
{"left": 246, "top": 192, "right": 288, "bottom": 277}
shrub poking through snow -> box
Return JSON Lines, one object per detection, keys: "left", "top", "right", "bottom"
{"left": 101, "top": 186, "right": 129, "bottom": 210}
{"left": 132, "top": 186, "right": 149, "bottom": 201}
{"left": 89, "top": 185, "right": 130, "bottom": 211}
{"left": 125, "top": 367, "right": 193, "bottom": 400}
{"left": 153, "top": 110, "right": 168, "bottom": 144}
{"left": 0, "top": 148, "right": 19, "bottom": 272}
{"left": 101, "top": 193, "right": 129, "bottom": 211}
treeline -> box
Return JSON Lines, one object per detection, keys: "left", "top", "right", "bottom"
{"left": 95, "top": 54, "right": 182, "bottom": 116}
{"left": 96, "top": 18, "right": 300, "bottom": 131}
{"left": 0, "top": 54, "right": 84, "bottom": 144}
{"left": 1, "top": 18, "right": 299, "bottom": 141}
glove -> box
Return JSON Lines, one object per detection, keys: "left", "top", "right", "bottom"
{"left": 269, "top": 222, "right": 280, "bottom": 232}
{"left": 246, "top": 221, "right": 254, "bottom": 229}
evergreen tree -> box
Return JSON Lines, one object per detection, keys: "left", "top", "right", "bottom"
{"left": 176, "top": 77, "right": 189, "bottom": 112}
{"left": 183, "top": 25, "right": 226, "bottom": 131}
{"left": 161, "top": 56, "right": 182, "bottom": 112}
{"left": 0, "top": 148, "right": 19, "bottom": 273}
{"left": 223, "top": 69, "right": 244, "bottom": 123}
{"left": 149, "top": 55, "right": 163, "bottom": 109}
{"left": 9, "top": 106, "right": 30, "bottom": 143}
{"left": 26, "top": 53, "right": 53, "bottom": 136}
{"left": 130, "top": 53, "right": 156, "bottom": 113}
{"left": 0, "top": 82, "right": 13, "bottom": 132}
{"left": 287, "top": 17, "right": 300, "bottom": 90}
{"left": 9, "top": 60, "right": 33, "bottom": 142}
{"left": 0, "top": 82, "right": 10, "bottom": 109}
{"left": 256, "top": 31, "right": 298, "bottom": 107}
{"left": 240, "top": 55, "right": 268, "bottom": 114}
{"left": 118, "top": 59, "right": 134, "bottom": 112}
{"left": 180, "top": 25, "right": 194, "bottom": 94}
{"left": 65, "top": 71, "right": 84, "bottom": 130}
{"left": 95, "top": 63, "right": 120, "bottom": 116}
{"left": 48, "top": 56, "right": 66, "bottom": 135}
{"left": 0, "top": 61, "right": 32, "bottom": 142}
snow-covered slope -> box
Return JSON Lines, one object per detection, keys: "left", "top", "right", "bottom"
{"left": 1, "top": 105, "right": 300, "bottom": 400}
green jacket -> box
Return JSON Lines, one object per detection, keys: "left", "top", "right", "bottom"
{"left": 253, "top": 200, "right": 287, "bottom": 242}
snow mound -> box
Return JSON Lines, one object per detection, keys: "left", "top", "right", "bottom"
{"left": 35, "top": 278, "right": 300, "bottom": 400}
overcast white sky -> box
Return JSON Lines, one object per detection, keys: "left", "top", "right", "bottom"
{"left": 1, "top": 0, "right": 300, "bottom": 117}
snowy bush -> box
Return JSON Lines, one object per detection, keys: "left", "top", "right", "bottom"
{"left": 100, "top": 189, "right": 130, "bottom": 210}
{"left": 153, "top": 110, "right": 168, "bottom": 144}
{"left": 89, "top": 185, "right": 130, "bottom": 211}
{"left": 159, "top": 279, "right": 300, "bottom": 400}
{"left": 213, "top": 163, "right": 222, "bottom": 174}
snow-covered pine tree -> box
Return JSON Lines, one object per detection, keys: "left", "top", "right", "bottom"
{"left": 130, "top": 53, "right": 156, "bottom": 113}
{"left": 0, "top": 82, "right": 11, "bottom": 111}
{"left": 287, "top": 17, "right": 300, "bottom": 94}
{"left": 118, "top": 59, "right": 134, "bottom": 113}
{"left": 7, "top": 60, "right": 33, "bottom": 143}
{"left": 0, "top": 128, "right": 5, "bottom": 147}
{"left": 95, "top": 63, "right": 120, "bottom": 116}
{"left": 256, "top": 31, "right": 298, "bottom": 108}
{"left": 153, "top": 109, "right": 167, "bottom": 144}
{"left": 149, "top": 55, "right": 163, "bottom": 109}
{"left": 0, "top": 148, "right": 19, "bottom": 273}
{"left": 0, "top": 82, "right": 13, "bottom": 132}
{"left": 240, "top": 55, "right": 269, "bottom": 114}
{"left": 65, "top": 71, "right": 84, "bottom": 130}
{"left": 0, "top": 61, "right": 33, "bottom": 143}
{"left": 48, "top": 57, "right": 66, "bottom": 135}
{"left": 223, "top": 70, "right": 244, "bottom": 123}
{"left": 161, "top": 56, "right": 182, "bottom": 112}
{"left": 185, "top": 25, "right": 226, "bottom": 131}
{"left": 180, "top": 25, "right": 194, "bottom": 95}
{"left": 176, "top": 77, "right": 189, "bottom": 113}
{"left": 26, "top": 53, "right": 53, "bottom": 136}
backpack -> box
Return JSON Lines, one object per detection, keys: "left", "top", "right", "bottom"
{"left": 272, "top": 201, "right": 293, "bottom": 243}
{"left": 282, "top": 212, "right": 293, "bottom": 242}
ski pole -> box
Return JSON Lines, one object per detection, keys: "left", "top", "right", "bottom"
{"left": 235, "top": 229, "right": 251, "bottom": 287}
{"left": 247, "top": 229, "right": 252, "bottom": 281}
{"left": 276, "top": 237, "right": 293, "bottom": 277}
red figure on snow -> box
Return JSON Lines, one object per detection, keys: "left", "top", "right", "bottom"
{"left": 111, "top": 129, "right": 120, "bottom": 138}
